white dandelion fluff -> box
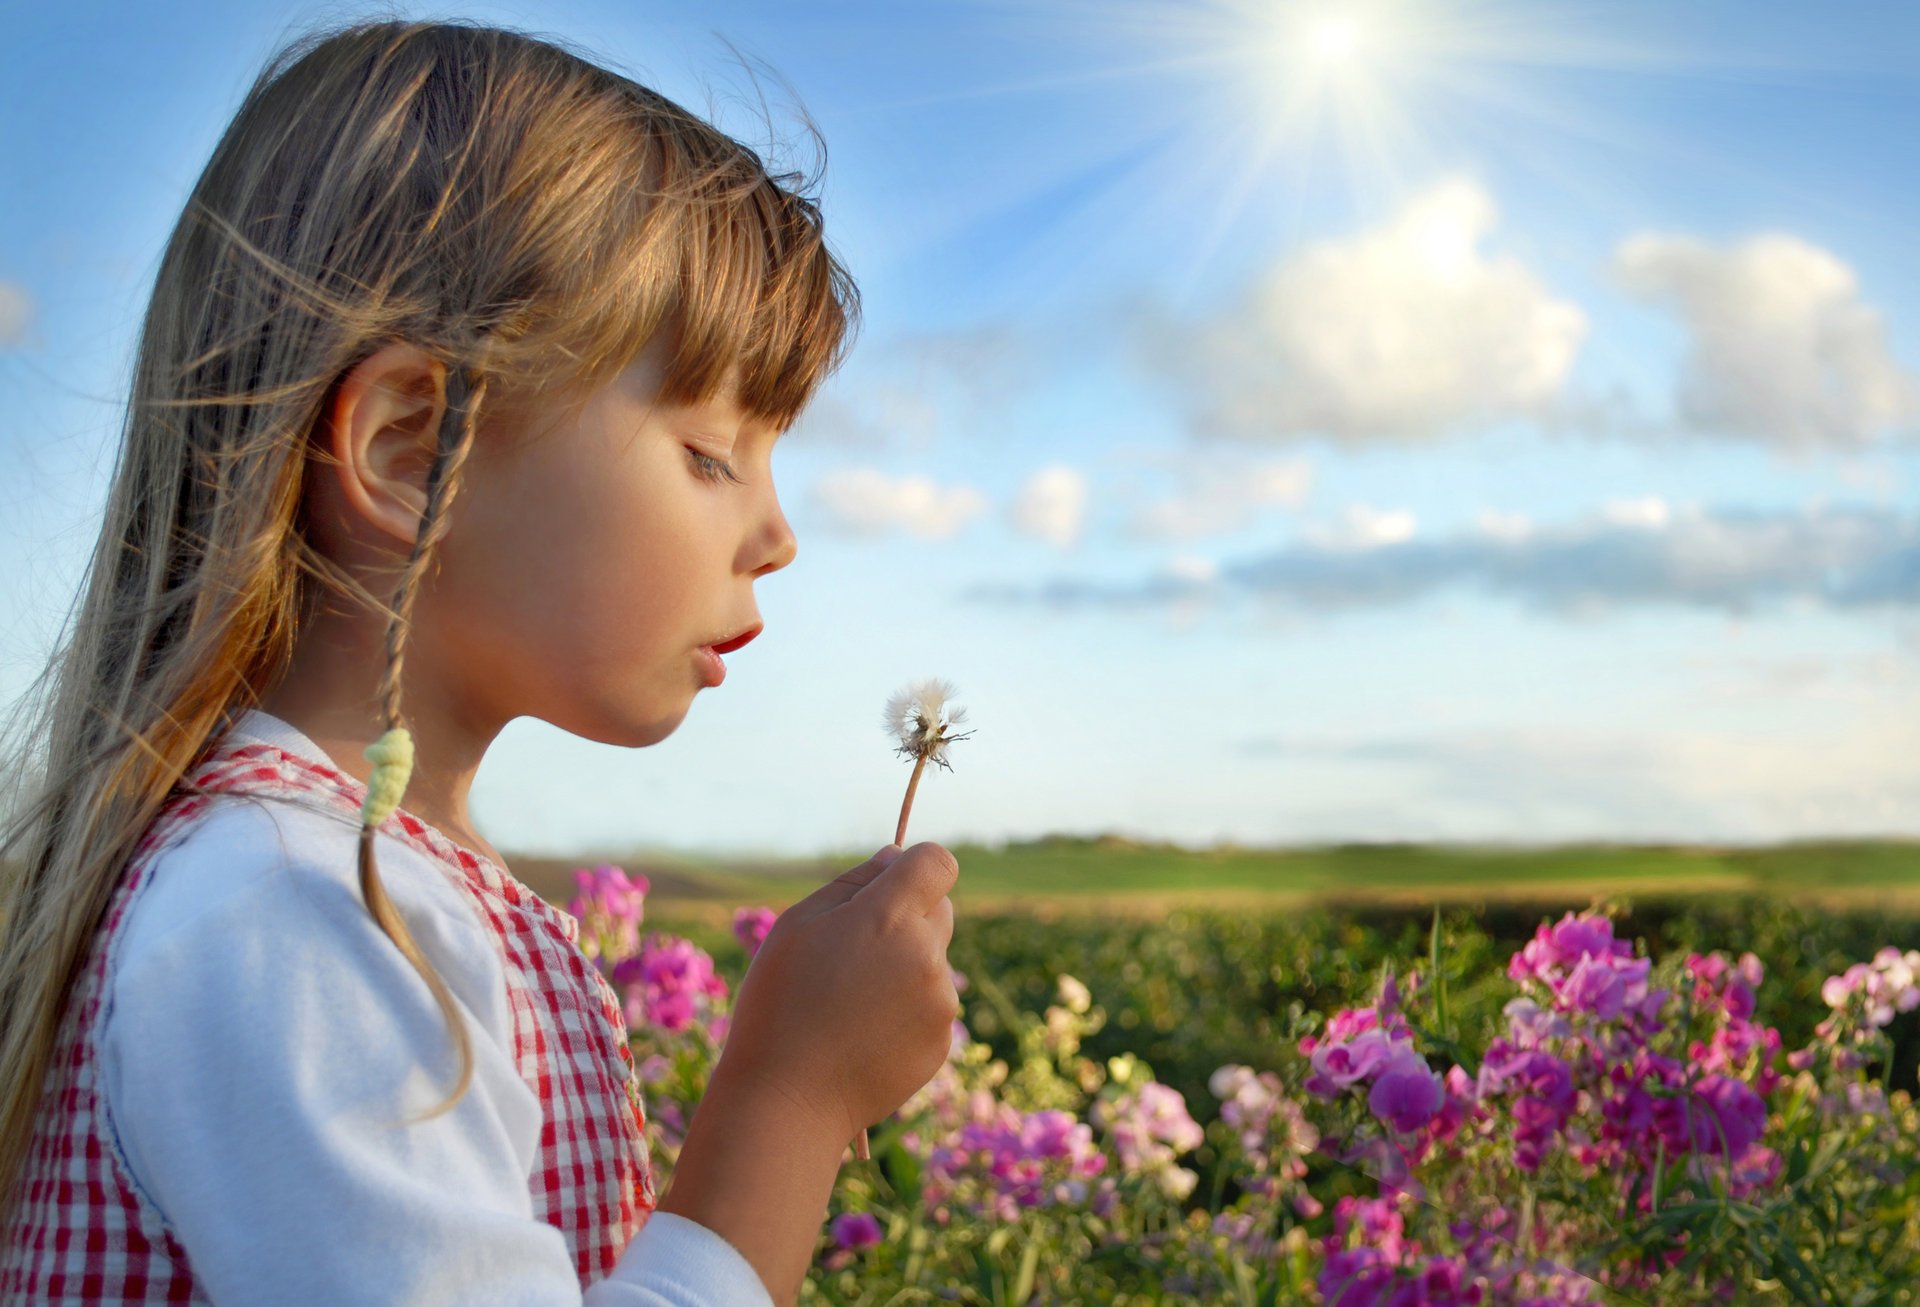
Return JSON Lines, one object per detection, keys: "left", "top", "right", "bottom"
{"left": 882, "top": 676, "right": 971, "bottom": 770}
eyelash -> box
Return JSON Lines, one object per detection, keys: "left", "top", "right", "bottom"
{"left": 686, "top": 449, "right": 745, "bottom": 485}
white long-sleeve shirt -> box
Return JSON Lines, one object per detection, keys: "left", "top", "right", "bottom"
{"left": 91, "top": 708, "right": 777, "bottom": 1305}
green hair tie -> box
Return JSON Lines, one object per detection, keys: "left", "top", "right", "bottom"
{"left": 360, "top": 727, "right": 415, "bottom": 829}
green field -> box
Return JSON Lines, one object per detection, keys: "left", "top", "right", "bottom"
{"left": 507, "top": 834, "right": 1920, "bottom": 924}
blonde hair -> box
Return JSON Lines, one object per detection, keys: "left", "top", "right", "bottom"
{"left": 0, "top": 15, "right": 858, "bottom": 1221}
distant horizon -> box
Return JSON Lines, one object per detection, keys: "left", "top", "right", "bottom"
{"left": 506, "top": 829, "right": 1920, "bottom": 869}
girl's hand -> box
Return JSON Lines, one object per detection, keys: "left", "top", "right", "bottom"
{"left": 714, "top": 842, "right": 960, "bottom": 1148}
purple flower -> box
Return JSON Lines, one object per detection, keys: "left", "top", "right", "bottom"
{"left": 1368, "top": 1047, "right": 1445, "bottom": 1133}
{"left": 1307, "top": 1029, "right": 1399, "bottom": 1095}
{"left": 731, "top": 906, "right": 777, "bottom": 960}
{"left": 1478, "top": 1045, "right": 1576, "bottom": 1173}
{"left": 1655, "top": 1074, "right": 1766, "bottom": 1159}
{"left": 829, "top": 1210, "right": 883, "bottom": 1251}
{"left": 924, "top": 1104, "right": 1107, "bottom": 1221}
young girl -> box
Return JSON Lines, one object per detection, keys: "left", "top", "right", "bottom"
{"left": 0, "top": 17, "right": 962, "bottom": 1306}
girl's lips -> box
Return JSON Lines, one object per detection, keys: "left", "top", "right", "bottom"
{"left": 707, "top": 623, "right": 762, "bottom": 655}
{"left": 697, "top": 623, "right": 759, "bottom": 688}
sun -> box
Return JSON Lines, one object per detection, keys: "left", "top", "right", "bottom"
{"left": 1307, "top": 16, "right": 1365, "bottom": 68}
{"left": 859, "top": 0, "right": 1699, "bottom": 308}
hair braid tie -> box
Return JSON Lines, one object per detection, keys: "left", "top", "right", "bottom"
{"left": 360, "top": 727, "right": 415, "bottom": 829}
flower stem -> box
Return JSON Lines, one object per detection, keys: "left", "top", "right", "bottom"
{"left": 895, "top": 751, "right": 929, "bottom": 848}
{"left": 857, "top": 750, "right": 934, "bottom": 1165}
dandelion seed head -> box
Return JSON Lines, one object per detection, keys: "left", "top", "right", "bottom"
{"left": 883, "top": 676, "right": 971, "bottom": 766}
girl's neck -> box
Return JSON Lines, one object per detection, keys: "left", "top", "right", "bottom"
{"left": 255, "top": 609, "right": 508, "bottom": 869}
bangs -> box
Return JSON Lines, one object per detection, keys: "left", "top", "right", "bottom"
{"left": 435, "top": 59, "right": 860, "bottom": 437}
{"left": 586, "top": 146, "right": 858, "bottom": 433}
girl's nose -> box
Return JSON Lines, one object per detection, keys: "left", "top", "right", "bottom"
{"left": 753, "top": 498, "right": 798, "bottom": 577}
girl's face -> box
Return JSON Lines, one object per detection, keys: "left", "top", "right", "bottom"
{"left": 429, "top": 334, "right": 798, "bottom": 747}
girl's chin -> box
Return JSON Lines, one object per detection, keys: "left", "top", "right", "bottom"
{"left": 546, "top": 697, "right": 688, "bottom": 750}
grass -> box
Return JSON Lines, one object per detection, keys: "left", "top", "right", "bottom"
{"left": 507, "top": 833, "right": 1920, "bottom": 925}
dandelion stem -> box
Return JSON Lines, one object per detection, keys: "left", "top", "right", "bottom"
{"left": 856, "top": 752, "right": 935, "bottom": 1164}
{"left": 895, "top": 751, "right": 929, "bottom": 847}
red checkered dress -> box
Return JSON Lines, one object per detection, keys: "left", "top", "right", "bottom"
{"left": 1, "top": 731, "right": 658, "bottom": 1302}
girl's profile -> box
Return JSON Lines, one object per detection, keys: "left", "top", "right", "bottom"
{"left": 0, "top": 17, "right": 964, "bottom": 1306}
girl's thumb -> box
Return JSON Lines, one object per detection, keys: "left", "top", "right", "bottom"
{"left": 798, "top": 844, "right": 904, "bottom": 917}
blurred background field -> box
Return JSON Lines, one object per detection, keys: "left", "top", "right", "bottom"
{"left": 505, "top": 834, "right": 1920, "bottom": 927}
{"left": 514, "top": 834, "right": 1920, "bottom": 1102}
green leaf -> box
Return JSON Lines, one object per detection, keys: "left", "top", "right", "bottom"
{"left": 1010, "top": 1237, "right": 1040, "bottom": 1305}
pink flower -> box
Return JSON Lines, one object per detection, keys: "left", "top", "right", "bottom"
{"left": 1094, "top": 1082, "right": 1204, "bottom": 1176}
{"left": 611, "top": 933, "right": 729, "bottom": 1034}
{"left": 566, "top": 864, "right": 650, "bottom": 964}
{"left": 731, "top": 906, "right": 777, "bottom": 960}
{"left": 1307, "top": 1029, "right": 1399, "bottom": 1095}
{"left": 1509, "top": 911, "right": 1634, "bottom": 993}
{"left": 1368, "top": 1047, "right": 1445, "bottom": 1133}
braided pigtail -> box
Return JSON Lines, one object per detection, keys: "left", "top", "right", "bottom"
{"left": 357, "top": 365, "right": 489, "bottom": 1127}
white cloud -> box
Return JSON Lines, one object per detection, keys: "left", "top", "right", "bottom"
{"left": 1138, "top": 176, "right": 1587, "bottom": 443}
{"left": 969, "top": 501, "right": 1920, "bottom": 618}
{"left": 788, "top": 323, "right": 1051, "bottom": 451}
{"left": 1161, "top": 554, "right": 1218, "bottom": 585}
{"left": 1009, "top": 464, "right": 1088, "bottom": 548}
{"left": 0, "top": 282, "right": 32, "bottom": 347}
{"left": 1599, "top": 495, "right": 1672, "bottom": 530}
{"left": 1614, "top": 231, "right": 1920, "bottom": 451}
{"left": 1299, "top": 503, "right": 1418, "bottom": 549}
{"left": 810, "top": 468, "right": 988, "bottom": 539}
{"left": 788, "top": 385, "right": 936, "bottom": 449}
{"left": 1246, "top": 722, "right": 1920, "bottom": 843}
{"left": 1475, "top": 508, "right": 1534, "bottom": 542}
{"left": 1130, "top": 457, "right": 1313, "bottom": 540}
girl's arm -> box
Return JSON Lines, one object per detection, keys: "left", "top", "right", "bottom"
{"left": 654, "top": 1058, "right": 852, "bottom": 1307}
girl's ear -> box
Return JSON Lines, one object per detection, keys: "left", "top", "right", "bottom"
{"left": 322, "top": 340, "right": 450, "bottom": 549}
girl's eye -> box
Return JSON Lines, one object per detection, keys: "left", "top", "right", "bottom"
{"left": 686, "top": 448, "right": 745, "bottom": 485}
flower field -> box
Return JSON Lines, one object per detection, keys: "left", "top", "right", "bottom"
{"left": 567, "top": 867, "right": 1920, "bottom": 1305}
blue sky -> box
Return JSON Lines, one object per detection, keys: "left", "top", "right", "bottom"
{"left": 3, "top": 1, "right": 1917, "bottom": 858}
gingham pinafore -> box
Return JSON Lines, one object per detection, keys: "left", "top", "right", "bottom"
{"left": 0, "top": 734, "right": 657, "bottom": 1302}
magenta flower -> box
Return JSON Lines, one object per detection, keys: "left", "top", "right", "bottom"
{"left": 829, "top": 1211, "right": 883, "bottom": 1251}
{"left": 1654, "top": 1074, "right": 1766, "bottom": 1160}
{"left": 566, "top": 864, "right": 650, "bottom": 964}
{"left": 611, "top": 933, "right": 729, "bottom": 1034}
{"left": 923, "top": 1104, "right": 1107, "bottom": 1221}
{"left": 1509, "top": 911, "right": 1631, "bottom": 987}
{"left": 731, "top": 905, "right": 777, "bottom": 960}
{"left": 1477, "top": 1044, "right": 1576, "bottom": 1172}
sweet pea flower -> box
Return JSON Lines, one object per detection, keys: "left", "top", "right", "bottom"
{"left": 567, "top": 864, "right": 650, "bottom": 964}
{"left": 731, "top": 905, "right": 776, "bottom": 960}
{"left": 1368, "top": 1046, "right": 1445, "bottom": 1133}
{"left": 1654, "top": 1074, "right": 1766, "bottom": 1160}
{"left": 611, "top": 933, "right": 729, "bottom": 1034}
{"left": 829, "top": 1211, "right": 883, "bottom": 1251}
{"left": 1093, "top": 1081, "right": 1204, "bottom": 1186}
{"left": 1306, "top": 1029, "right": 1401, "bottom": 1095}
